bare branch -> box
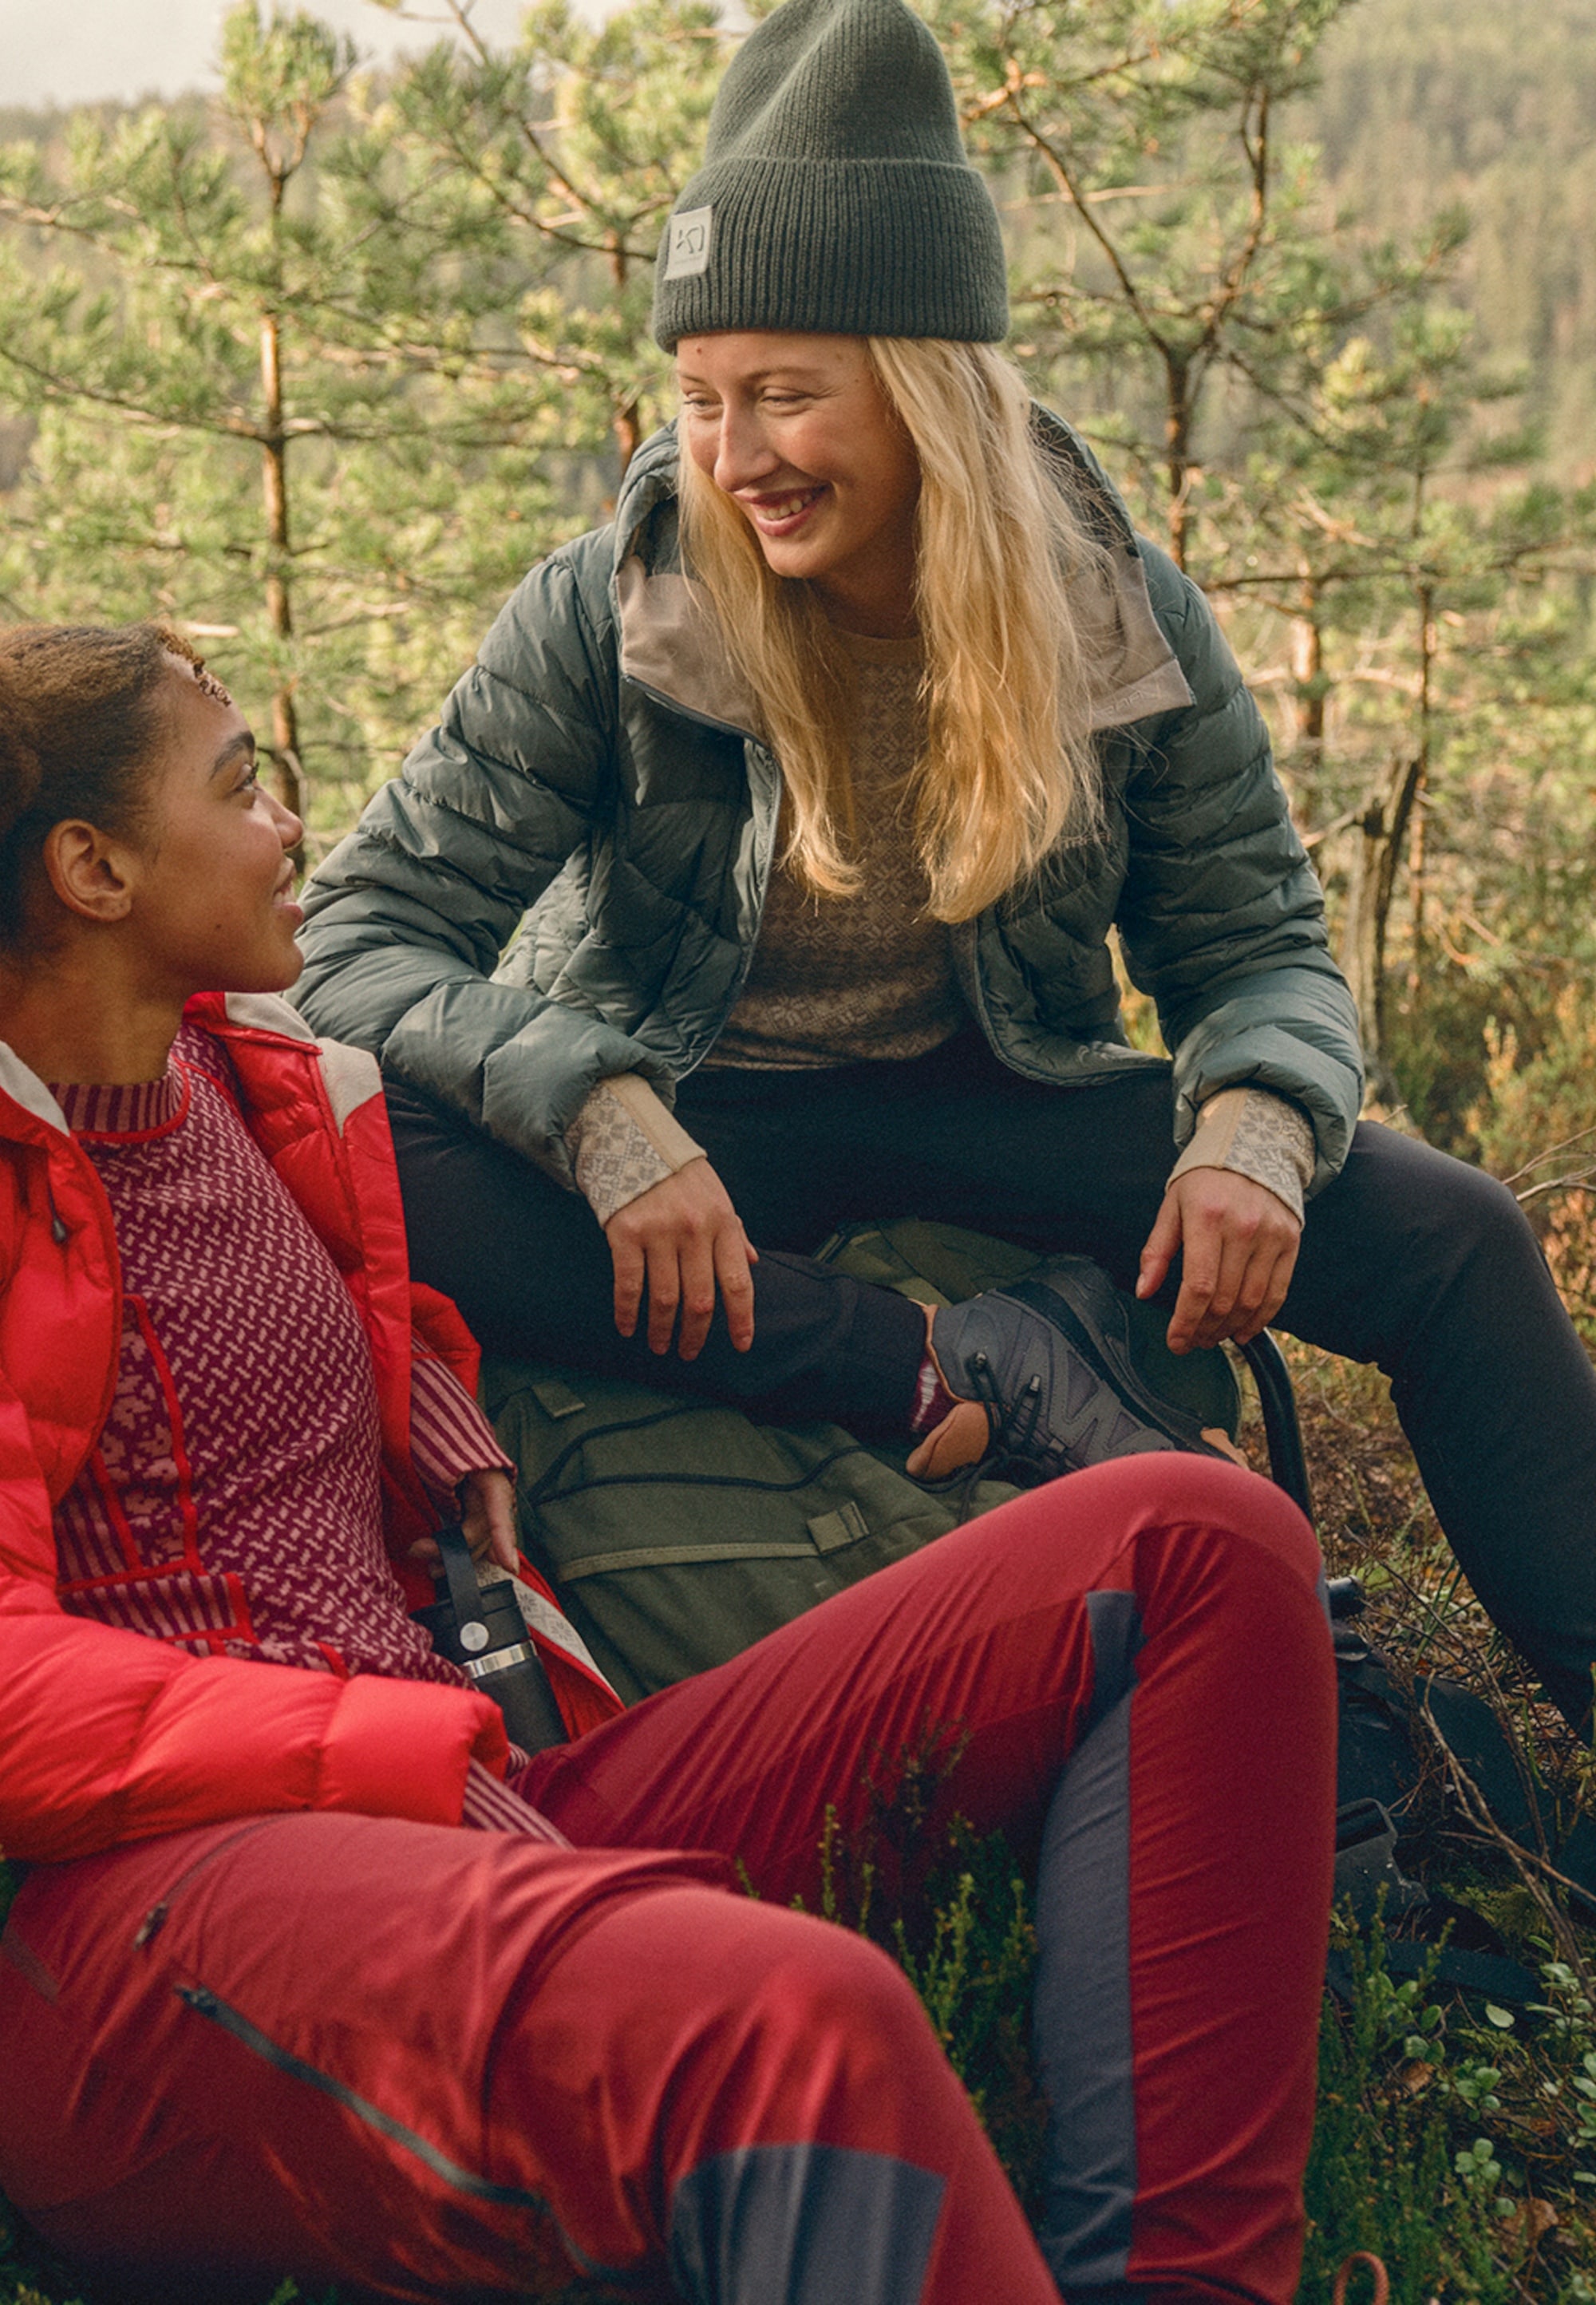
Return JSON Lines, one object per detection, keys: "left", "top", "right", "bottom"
{"left": 998, "top": 81, "right": 1171, "bottom": 358}
{"left": 1502, "top": 1122, "right": 1596, "bottom": 1189}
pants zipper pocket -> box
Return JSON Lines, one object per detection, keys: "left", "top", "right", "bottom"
{"left": 134, "top": 1817, "right": 283, "bottom": 1948}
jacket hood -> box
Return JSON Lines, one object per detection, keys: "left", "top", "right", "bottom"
{"left": 610, "top": 410, "right": 1194, "bottom": 739}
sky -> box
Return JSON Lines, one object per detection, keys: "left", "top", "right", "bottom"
{"left": 0, "top": 0, "right": 529, "bottom": 110}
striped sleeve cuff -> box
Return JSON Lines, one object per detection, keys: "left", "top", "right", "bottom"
{"left": 409, "top": 1351, "right": 513, "bottom": 1516}
{"left": 458, "top": 1757, "right": 571, "bottom": 1840}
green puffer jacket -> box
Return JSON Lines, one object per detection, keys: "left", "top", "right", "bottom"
{"left": 295, "top": 413, "right": 1362, "bottom": 1195}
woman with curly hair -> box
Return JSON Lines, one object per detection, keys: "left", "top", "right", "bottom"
{"left": 0, "top": 618, "right": 1335, "bottom": 2303}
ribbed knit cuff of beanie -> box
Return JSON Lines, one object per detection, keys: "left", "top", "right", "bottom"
{"left": 652, "top": 0, "right": 1009, "bottom": 349}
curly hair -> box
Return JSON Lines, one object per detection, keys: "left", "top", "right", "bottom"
{"left": 0, "top": 622, "right": 211, "bottom": 947}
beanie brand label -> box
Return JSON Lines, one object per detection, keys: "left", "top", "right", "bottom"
{"left": 663, "top": 206, "right": 713, "bottom": 281}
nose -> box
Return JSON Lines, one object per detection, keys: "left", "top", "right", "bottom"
{"left": 270, "top": 791, "right": 305, "bottom": 850}
{"left": 711, "top": 401, "right": 780, "bottom": 496}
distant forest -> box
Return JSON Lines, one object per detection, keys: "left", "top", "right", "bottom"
{"left": 1305, "top": 0, "right": 1596, "bottom": 472}
{"left": 1, "top": 0, "right": 1590, "bottom": 504}
{"left": 3, "top": 0, "right": 1593, "bottom": 477}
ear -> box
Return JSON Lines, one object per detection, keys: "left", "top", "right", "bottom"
{"left": 40, "top": 819, "right": 143, "bottom": 926}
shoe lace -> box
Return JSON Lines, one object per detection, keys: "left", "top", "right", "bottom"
{"left": 927, "top": 1351, "right": 1053, "bottom": 1518}
{"left": 964, "top": 1350, "right": 1049, "bottom": 1464}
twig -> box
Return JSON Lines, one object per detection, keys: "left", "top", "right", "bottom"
{"left": 1415, "top": 1686, "right": 1594, "bottom": 1992}
{"left": 1503, "top": 1122, "right": 1596, "bottom": 1189}
{"left": 1516, "top": 1168, "right": 1596, "bottom": 1211}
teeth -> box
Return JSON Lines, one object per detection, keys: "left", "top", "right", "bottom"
{"left": 753, "top": 491, "right": 818, "bottom": 521}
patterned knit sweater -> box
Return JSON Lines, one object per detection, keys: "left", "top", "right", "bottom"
{"left": 565, "top": 627, "right": 1317, "bottom": 1225}
{"left": 52, "top": 1020, "right": 506, "bottom": 1680}
{"left": 50, "top": 1021, "right": 556, "bottom": 1835}
{"left": 705, "top": 627, "right": 962, "bottom": 1071}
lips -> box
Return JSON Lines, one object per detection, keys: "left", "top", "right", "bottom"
{"left": 741, "top": 484, "right": 826, "bottom": 535}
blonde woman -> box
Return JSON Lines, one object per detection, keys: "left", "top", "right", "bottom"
{"left": 299, "top": 0, "right": 1596, "bottom": 1729}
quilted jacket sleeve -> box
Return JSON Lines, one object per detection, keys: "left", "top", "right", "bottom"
{"left": 1118, "top": 541, "right": 1364, "bottom": 1193}
{"left": 0, "top": 1390, "right": 509, "bottom": 1866}
{"left": 294, "top": 532, "right": 670, "bottom": 1188}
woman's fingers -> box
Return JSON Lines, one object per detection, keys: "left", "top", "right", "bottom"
{"left": 1136, "top": 1189, "right": 1184, "bottom": 1302}
{"left": 1189, "top": 1218, "right": 1259, "bottom": 1350}
{"left": 713, "top": 1221, "right": 758, "bottom": 1354}
{"left": 1166, "top": 1219, "right": 1220, "bottom": 1354}
{"left": 409, "top": 1470, "right": 519, "bottom": 1577}
{"left": 1232, "top": 1234, "right": 1302, "bottom": 1346}
{"left": 605, "top": 1159, "right": 758, "bottom": 1358}
{"left": 485, "top": 1472, "right": 519, "bottom": 1573}
{"left": 644, "top": 1229, "right": 683, "bottom": 1354}
{"left": 1159, "top": 1169, "right": 1302, "bottom": 1353}
{"left": 460, "top": 1467, "right": 519, "bottom": 1572}
{"left": 675, "top": 1224, "right": 720, "bottom": 1361}
{"left": 610, "top": 1229, "right": 646, "bottom": 1341}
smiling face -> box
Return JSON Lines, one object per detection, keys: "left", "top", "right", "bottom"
{"left": 124, "top": 658, "right": 306, "bottom": 1000}
{"left": 676, "top": 332, "right": 922, "bottom": 635}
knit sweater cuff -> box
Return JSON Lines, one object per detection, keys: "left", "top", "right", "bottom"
{"left": 565, "top": 1074, "right": 707, "bottom": 1226}
{"left": 1167, "top": 1087, "right": 1315, "bottom": 1222}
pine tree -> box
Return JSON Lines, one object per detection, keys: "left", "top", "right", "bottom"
{"left": 0, "top": 0, "right": 721, "bottom": 845}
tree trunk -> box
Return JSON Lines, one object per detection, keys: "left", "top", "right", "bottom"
{"left": 259, "top": 307, "right": 303, "bottom": 824}
{"left": 1340, "top": 753, "right": 1423, "bottom": 1103}
{"left": 1164, "top": 354, "right": 1192, "bottom": 573}
{"left": 1406, "top": 583, "right": 1436, "bottom": 999}
{"left": 608, "top": 233, "right": 641, "bottom": 483}
{"left": 1290, "top": 576, "right": 1325, "bottom": 755}
{"left": 614, "top": 397, "right": 642, "bottom": 478}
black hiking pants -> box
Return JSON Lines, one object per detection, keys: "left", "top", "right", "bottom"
{"left": 389, "top": 1027, "right": 1596, "bottom": 1722}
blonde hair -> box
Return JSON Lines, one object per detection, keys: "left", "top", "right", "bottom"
{"left": 677, "top": 338, "right": 1108, "bottom": 923}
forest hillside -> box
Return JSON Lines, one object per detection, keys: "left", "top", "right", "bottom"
{"left": 1309, "top": 0, "right": 1596, "bottom": 467}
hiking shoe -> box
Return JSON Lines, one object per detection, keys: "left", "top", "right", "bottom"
{"left": 922, "top": 1254, "right": 1230, "bottom": 1481}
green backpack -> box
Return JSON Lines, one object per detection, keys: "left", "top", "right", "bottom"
{"left": 484, "top": 1220, "right": 1239, "bottom": 1706}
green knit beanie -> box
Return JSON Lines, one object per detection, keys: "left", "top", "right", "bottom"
{"left": 652, "top": 0, "right": 1008, "bottom": 349}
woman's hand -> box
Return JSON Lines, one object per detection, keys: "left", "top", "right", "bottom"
{"left": 1136, "top": 1168, "right": 1302, "bottom": 1354}
{"left": 406, "top": 1467, "right": 519, "bottom": 1576}
{"left": 459, "top": 1467, "right": 519, "bottom": 1573}
{"left": 605, "top": 1156, "right": 759, "bottom": 1360}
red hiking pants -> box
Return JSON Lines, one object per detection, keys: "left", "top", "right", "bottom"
{"left": 0, "top": 1458, "right": 1335, "bottom": 2305}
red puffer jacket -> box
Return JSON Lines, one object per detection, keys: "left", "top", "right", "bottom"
{"left": 0, "top": 992, "right": 614, "bottom": 1866}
